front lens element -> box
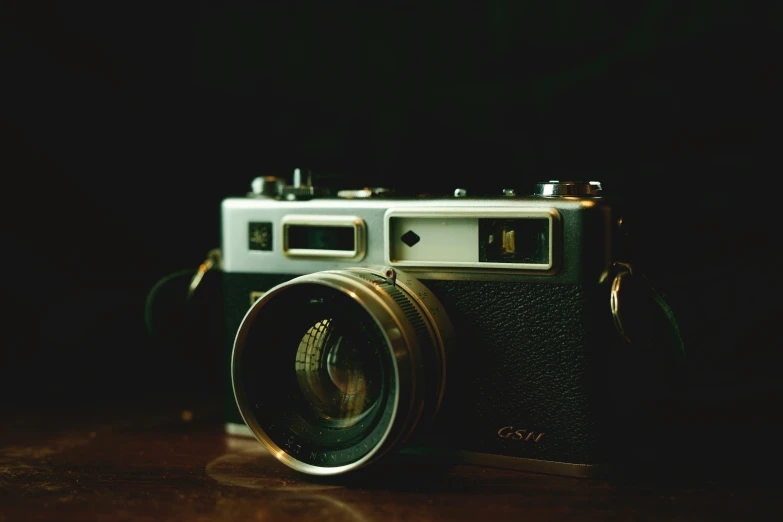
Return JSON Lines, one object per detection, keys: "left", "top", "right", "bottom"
{"left": 231, "top": 268, "right": 453, "bottom": 475}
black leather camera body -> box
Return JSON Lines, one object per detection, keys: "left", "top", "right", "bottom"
{"left": 221, "top": 172, "right": 676, "bottom": 477}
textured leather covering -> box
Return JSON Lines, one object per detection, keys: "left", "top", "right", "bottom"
{"left": 415, "top": 279, "right": 610, "bottom": 465}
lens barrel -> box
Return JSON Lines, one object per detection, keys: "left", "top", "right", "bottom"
{"left": 231, "top": 267, "right": 454, "bottom": 475}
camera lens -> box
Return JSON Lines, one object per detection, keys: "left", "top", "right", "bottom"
{"left": 231, "top": 268, "right": 453, "bottom": 475}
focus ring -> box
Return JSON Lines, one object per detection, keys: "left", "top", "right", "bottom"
{"left": 359, "top": 272, "right": 435, "bottom": 358}
{"left": 354, "top": 270, "right": 446, "bottom": 439}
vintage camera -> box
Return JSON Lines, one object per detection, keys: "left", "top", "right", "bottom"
{"left": 221, "top": 169, "right": 681, "bottom": 477}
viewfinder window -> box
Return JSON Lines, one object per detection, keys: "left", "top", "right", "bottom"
{"left": 282, "top": 215, "right": 366, "bottom": 260}
{"left": 287, "top": 226, "right": 355, "bottom": 251}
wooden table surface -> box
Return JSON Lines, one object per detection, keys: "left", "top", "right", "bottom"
{"left": 2, "top": 398, "right": 781, "bottom": 522}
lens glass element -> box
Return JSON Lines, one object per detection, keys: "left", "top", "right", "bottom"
{"left": 295, "top": 316, "right": 383, "bottom": 428}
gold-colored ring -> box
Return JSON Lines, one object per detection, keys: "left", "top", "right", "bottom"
{"left": 610, "top": 262, "right": 633, "bottom": 344}
{"left": 187, "top": 248, "right": 223, "bottom": 300}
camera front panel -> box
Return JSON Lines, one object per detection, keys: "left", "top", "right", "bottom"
{"left": 220, "top": 195, "right": 615, "bottom": 285}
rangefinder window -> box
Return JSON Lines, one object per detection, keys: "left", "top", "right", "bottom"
{"left": 282, "top": 215, "right": 366, "bottom": 260}
{"left": 385, "top": 208, "right": 557, "bottom": 270}
{"left": 478, "top": 218, "right": 549, "bottom": 265}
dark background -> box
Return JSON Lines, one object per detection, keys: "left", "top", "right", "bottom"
{"left": 2, "top": 0, "right": 780, "bottom": 436}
